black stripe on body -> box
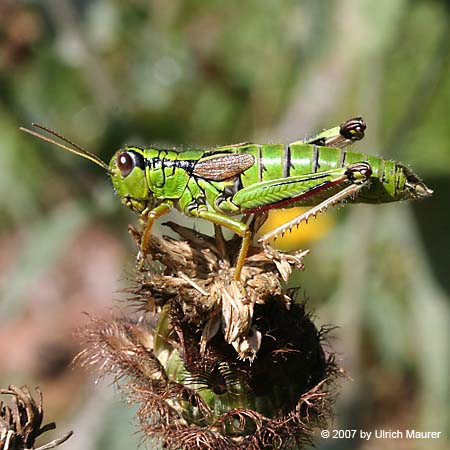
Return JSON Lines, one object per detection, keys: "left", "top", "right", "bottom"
{"left": 258, "top": 145, "right": 263, "bottom": 182}
{"left": 283, "top": 144, "right": 291, "bottom": 178}
{"left": 127, "top": 150, "right": 146, "bottom": 170}
{"left": 174, "top": 158, "right": 197, "bottom": 174}
{"left": 339, "top": 149, "right": 347, "bottom": 168}
{"left": 312, "top": 145, "right": 319, "bottom": 173}
{"left": 379, "top": 158, "right": 386, "bottom": 184}
{"left": 147, "top": 155, "right": 197, "bottom": 175}
{"left": 395, "top": 164, "right": 402, "bottom": 194}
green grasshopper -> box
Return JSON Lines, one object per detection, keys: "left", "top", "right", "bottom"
{"left": 21, "top": 118, "right": 432, "bottom": 281}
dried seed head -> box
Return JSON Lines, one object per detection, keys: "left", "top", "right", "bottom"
{"left": 77, "top": 221, "right": 342, "bottom": 449}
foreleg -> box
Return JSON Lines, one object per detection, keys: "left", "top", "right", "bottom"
{"left": 138, "top": 201, "right": 173, "bottom": 269}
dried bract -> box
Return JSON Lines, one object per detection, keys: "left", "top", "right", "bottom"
{"left": 0, "top": 385, "right": 73, "bottom": 450}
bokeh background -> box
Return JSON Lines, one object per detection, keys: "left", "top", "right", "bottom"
{"left": 0, "top": 1, "right": 449, "bottom": 449}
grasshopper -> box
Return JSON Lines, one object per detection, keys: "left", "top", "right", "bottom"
{"left": 21, "top": 118, "right": 432, "bottom": 281}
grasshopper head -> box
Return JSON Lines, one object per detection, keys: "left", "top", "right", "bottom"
{"left": 109, "top": 147, "right": 151, "bottom": 212}
{"left": 20, "top": 124, "right": 154, "bottom": 213}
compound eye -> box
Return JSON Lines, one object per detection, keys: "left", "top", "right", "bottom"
{"left": 117, "top": 152, "right": 134, "bottom": 177}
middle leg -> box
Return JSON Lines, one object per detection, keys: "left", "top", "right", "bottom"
{"left": 188, "top": 208, "right": 251, "bottom": 281}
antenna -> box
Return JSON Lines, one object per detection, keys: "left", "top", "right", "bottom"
{"left": 20, "top": 123, "right": 109, "bottom": 171}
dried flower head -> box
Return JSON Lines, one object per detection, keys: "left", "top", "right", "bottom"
{"left": 78, "top": 221, "right": 342, "bottom": 449}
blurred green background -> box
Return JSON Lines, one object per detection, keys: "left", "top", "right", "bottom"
{"left": 0, "top": 1, "right": 449, "bottom": 449}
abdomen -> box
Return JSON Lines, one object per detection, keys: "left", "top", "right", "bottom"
{"left": 233, "top": 143, "right": 400, "bottom": 205}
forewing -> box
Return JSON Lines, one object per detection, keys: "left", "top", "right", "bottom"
{"left": 193, "top": 153, "right": 255, "bottom": 181}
